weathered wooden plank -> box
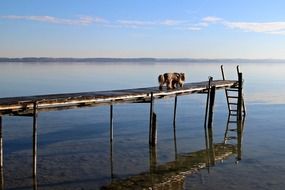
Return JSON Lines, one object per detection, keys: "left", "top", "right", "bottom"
{"left": 0, "top": 80, "right": 238, "bottom": 115}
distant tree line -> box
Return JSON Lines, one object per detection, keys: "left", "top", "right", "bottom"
{"left": 0, "top": 57, "right": 284, "bottom": 63}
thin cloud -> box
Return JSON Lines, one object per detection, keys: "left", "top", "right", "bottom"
{"left": 159, "top": 19, "right": 188, "bottom": 26}
{"left": 0, "top": 15, "right": 108, "bottom": 25}
{"left": 202, "top": 16, "right": 223, "bottom": 23}
{"left": 224, "top": 21, "right": 285, "bottom": 33}
{"left": 187, "top": 27, "right": 202, "bottom": 31}
{"left": 201, "top": 16, "right": 285, "bottom": 35}
{"left": 117, "top": 19, "right": 187, "bottom": 28}
{"left": 116, "top": 20, "right": 156, "bottom": 28}
{"left": 3, "top": 14, "right": 285, "bottom": 35}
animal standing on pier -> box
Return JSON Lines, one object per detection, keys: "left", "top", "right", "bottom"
{"left": 158, "top": 72, "right": 185, "bottom": 90}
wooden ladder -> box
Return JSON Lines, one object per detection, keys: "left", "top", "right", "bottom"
{"left": 221, "top": 65, "right": 246, "bottom": 143}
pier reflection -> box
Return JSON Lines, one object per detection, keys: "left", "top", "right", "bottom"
{"left": 102, "top": 117, "right": 245, "bottom": 190}
{"left": 0, "top": 115, "right": 245, "bottom": 190}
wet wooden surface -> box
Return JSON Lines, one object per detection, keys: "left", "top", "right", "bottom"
{"left": 0, "top": 80, "right": 237, "bottom": 115}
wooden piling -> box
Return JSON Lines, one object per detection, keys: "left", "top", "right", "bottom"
{"left": 150, "top": 113, "right": 157, "bottom": 146}
{"left": 208, "top": 86, "right": 216, "bottom": 128}
{"left": 173, "top": 123, "right": 178, "bottom": 160}
{"left": 32, "top": 102, "right": 38, "bottom": 178}
{"left": 173, "top": 95, "right": 178, "bottom": 125}
{"left": 204, "top": 77, "right": 213, "bottom": 129}
{"left": 149, "top": 92, "right": 154, "bottom": 145}
{"left": 0, "top": 116, "right": 3, "bottom": 190}
{"left": 110, "top": 104, "right": 114, "bottom": 142}
{"left": 237, "top": 72, "right": 243, "bottom": 161}
{"left": 110, "top": 140, "right": 114, "bottom": 179}
{"left": 237, "top": 73, "right": 243, "bottom": 126}
{"left": 0, "top": 116, "right": 3, "bottom": 169}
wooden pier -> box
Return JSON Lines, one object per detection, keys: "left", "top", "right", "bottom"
{"left": 0, "top": 66, "right": 245, "bottom": 187}
{"left": 0, "top": 80, "right": 237, "bottom": 116}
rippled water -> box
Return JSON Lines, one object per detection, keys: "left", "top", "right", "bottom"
{"left": 0, "top": 62, "right": 285, "bottom": 189}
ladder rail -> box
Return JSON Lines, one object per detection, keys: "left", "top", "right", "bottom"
{"left": 221, "top": 65, "right": 231, "bottom": 113}
{"left": 236, "top": 65, "right": 246, "bottom": 116}
{"left": 222, "top": 65, "right": 246, "bottom": 145}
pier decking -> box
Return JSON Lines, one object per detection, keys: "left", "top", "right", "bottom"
{"left": 0, "top": 80, "right": 237, "bottom": 116}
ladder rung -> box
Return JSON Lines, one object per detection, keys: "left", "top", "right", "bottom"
{"left": 228, "top": 121, "right": 237, "bottom": 123}
{"left": 226, "top": 89, "right": 239, "bottom": 92}
{"left": 230, "top": 110, "right": 237, "bottom": 112}
{"left": 228, "top": 96, "right": 238, "bottom": 99}
{"left": 230, "top": 114, "right": 238, "bottom": 116}
{"left": 229, "top": 129, "right": 237, "bottom": 131}
{"left": 225, "top": 136, "right": 237, "bottom": 140}
{"left": 229, "top": 103, "right": 238, "bottom": 105}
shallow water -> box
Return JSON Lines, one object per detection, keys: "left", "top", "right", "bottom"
{"left": 0, "top": 62, "right": 285, "bottom": 189}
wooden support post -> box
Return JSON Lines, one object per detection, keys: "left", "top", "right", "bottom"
{"left": 0, "top": 116, "right": 3, "bottom": 169}
{"left": 110, "top": 140, "right": 114, "bottom": 180}
{"left": 204, "top": 77, "right": 212, "bottom": 169}
{"left": 33, "top": 102, "right": 38, "bottom": 178}
{"left": 237, "top": 73, "right": 243, "bottom": 127}
{"left": 110, "top": 104, "right": 114, "bottom": 142}
{"left": 237, "top": 72, "right": 243, "bottom": 161}
{"left": 173, "top": 95, "right": 178, "bottom": 125}
{"left": 173, "top": 123, "right": 178, "bottom": 160}
{"left": 0, "top": 116, "right": 4, "bottom": 190}
{"left": 149, "top": 92, "right": 154, "bottom": 145}
{"left": 208, "top": 86, "right": 216, "bottom": 128}
{"left": 204, "top": 77, "right": 213, "bottom": 129}
{"left": 221, "top": 65, "right": 226, "bottom": 80}
{"left": 150, "top": 113, "right": 157, "bottom": 146}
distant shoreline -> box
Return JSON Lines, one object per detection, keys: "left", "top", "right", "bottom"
{"left": 0, "top": 57, "right": 285, "bottom": 63}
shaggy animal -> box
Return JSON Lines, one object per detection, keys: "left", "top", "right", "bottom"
{"left": 158, "top": 72, "right": 185, "bottom": 90}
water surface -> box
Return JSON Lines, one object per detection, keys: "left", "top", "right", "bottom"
{"left": 0, "top": 62, "right": 285, "bottom": 189}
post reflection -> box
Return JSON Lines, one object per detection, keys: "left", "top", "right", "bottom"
{"left": 0, "top": 166, "right": 4, "bottom": 190}
{"left": 33, "top": 175, "right": 38, "bottom": 190}
{"left": 102, "top": 117, "right": 245, "bottom": 190}
{"left": 1, "top": 116, "right": 245, "bottom": 190}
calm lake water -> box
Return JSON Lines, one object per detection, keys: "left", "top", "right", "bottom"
{"left": 0, "top": 62, "right": 285, "bottom": 189}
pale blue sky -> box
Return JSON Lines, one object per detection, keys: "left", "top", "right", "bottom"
{"left": 1, "top": 0, "right": 285, "bottom": 58}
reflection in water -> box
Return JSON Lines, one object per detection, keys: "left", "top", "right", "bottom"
{"left": 33, "top": 175, "right": 38, "bottom": 190}
{"left": 102, "top": 117, "right": 245, "bottom": 190}
{"left": 1, "top": 167, "right": 3, "bottom": 190}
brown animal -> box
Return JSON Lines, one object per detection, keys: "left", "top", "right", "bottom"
{"left": 158, "top": 72, "right": 185, "bottom": 90}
